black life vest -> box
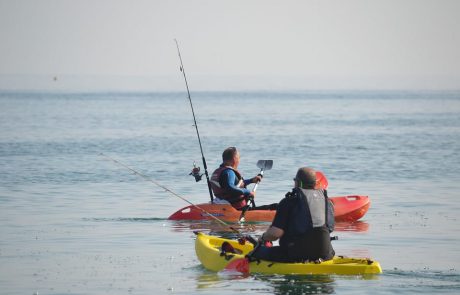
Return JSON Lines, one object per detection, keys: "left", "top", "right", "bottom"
{"left": 210, "top": 165, "right": 247, "bottom": 209}
{"left": 280, "top": 187, "right": 335, "bottom": 261}
{"left": 285, "top": 188, "right": 334, "bottom": 235}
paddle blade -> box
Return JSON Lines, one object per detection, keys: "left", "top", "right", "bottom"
{"left": 315, "top": 171, "right": 329, "bottom": 190}
{"left": 224, "top": 258, "right": 249, "bottom": 274}
{"left": 257, "top": 160, "right": 273, "bottom": 171}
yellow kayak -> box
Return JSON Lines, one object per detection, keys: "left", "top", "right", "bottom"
{"left": 195, "top": 232, "right": 382, "bottom": 275}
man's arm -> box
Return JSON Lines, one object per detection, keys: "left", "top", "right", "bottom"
{"left": 261, "top": 226, "right": 284, "bottom": 242}
{"left": 260, "top": 197, "right": 290, "bottom": 242}
{"left": 221, "top": 169, "right": 251, "bottom": 196}
{"left": 243, "top": 175, "right": 262, "bottom": 187}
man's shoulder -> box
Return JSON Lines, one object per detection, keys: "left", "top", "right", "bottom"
{"left": 283, "top": 188, "right": 303, "bottom": 200}
{"left": 278, "top": 191, "right": 299, "bottom": 207}
{"left": 220, "top": 167, "right": 235, "bottom": 176}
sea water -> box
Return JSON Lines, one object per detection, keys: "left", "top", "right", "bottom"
{"left": 0, "top": 90, "right": 459, "bottom": 294}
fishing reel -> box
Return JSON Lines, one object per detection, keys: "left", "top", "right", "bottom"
{"left": 189, "top": 161, "right": 203, "bottom": 182}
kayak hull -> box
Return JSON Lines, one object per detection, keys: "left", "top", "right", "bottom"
{"left": 195, "top": 232, "right": 382, "bottom": 275}
{"left": 169, "top": 195, "right": 370, "bottom": 222}
{"left": 169, "top": 202, "right": 275, "bottom": 222}
{"left": 331, "top": 195, "right": 370, "bottom": 222}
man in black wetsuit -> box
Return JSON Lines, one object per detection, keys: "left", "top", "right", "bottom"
{"left": 251, "top": 167, "right": 335, "bottom": 262}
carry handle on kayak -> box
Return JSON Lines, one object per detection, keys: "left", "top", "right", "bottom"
{"left": 239, "top": 160, "right": 273, "bottom": 222}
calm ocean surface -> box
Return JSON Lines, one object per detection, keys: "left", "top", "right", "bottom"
{"left": 1, "top": 90, "right": 460, "bottom": 294}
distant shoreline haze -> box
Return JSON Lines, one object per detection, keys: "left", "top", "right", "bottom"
{"left": 0, "top": 74, "right": 459, "bottom": 92}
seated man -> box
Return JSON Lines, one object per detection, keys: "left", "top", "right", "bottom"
{"left": 250, "top": 167, "right": 335, "bottom": 262}
{"left": 210, "top": 147, "right": 276, "bottom": 211}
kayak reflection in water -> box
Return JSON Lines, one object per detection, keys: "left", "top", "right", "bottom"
{"left": 250, "top": 167, "right": 335, "bottom": 263}
{"left": 210, "top": 146, "right": 278, "bottom": 211}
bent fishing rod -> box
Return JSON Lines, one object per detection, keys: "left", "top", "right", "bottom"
{"left": 174, "top": 39, "right": 214, "bottom": 204}
{"left": 100, "top": 153, "right": 242, "bottom": 234}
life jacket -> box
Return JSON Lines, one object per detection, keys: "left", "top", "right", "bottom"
{"left": 280, "top": 187, "right": 335, "bottom": 261}
{"left": 285, "top": 188, "right": 334, "bottom": 235}
{"left": 210, "top": 165, "right": 247, "bottom": 209}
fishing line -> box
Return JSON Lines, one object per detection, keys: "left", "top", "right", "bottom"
{"left": 174, "top": 39, "right": 214, "bottom": 203}
{"left": 99, "top": 153, "right": 241, "bottom": 234}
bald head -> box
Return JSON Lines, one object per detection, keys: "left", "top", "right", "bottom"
{"left": 294, "top": 167, "right": 317, "bottom": 189}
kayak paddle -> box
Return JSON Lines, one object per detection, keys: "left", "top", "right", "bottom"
{"left": 239, "top": 160, "right": 273, "bottom": 222}
{"left": 224, "top": 257, "right": 250, "bottom": 274}
{"left": 252, "top": 160, "right": 273, "bottom": 193}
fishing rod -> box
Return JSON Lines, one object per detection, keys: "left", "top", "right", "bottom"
{"left": 174, "top": 39, "right": 214, "bottom": 204}
{"left": 99, "top": 153, "right": 242, "bottom": 233}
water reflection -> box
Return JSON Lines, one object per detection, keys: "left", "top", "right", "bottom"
{"left": 168, "top": 219, "right": 369, "bottom": 234}
{"left": 195, "top": 270, "right": 381, "bottom": 294}
{"left": 255, "top": 273, "right": 380, "bottom": 294}
{"left": 195, "top": 271, "right": 250, "bottom": 290}
{"left": 195, "top": 272, "right": 336, "bottom": 294}
{"left": 335, "top": 221, "right": 369, "bottom": 232}
{"left": 168, "top": 219, "right": 260, "bottom": 236}
{"left": 257, "top": 274, "right": 336, "bottom": 295}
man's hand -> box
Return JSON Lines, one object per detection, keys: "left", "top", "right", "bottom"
{"left": 259, "top": 226, "right": 284, "bottom": 243}
{"left": 252, "top": 175, "right": 262, "bottom": 183}
{"left": 258, "top": 233, "right": 274, "bottom": 247}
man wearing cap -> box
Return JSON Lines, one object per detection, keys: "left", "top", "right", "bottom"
{"left": 250, "top": 167, "right": 335, "bottom": 262}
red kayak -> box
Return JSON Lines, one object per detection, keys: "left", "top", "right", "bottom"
{"left": 168, "top": 171, "right": 370, "bottom": 222}
{"left": 168, "top": 194, "right": 369, "bottom": 222}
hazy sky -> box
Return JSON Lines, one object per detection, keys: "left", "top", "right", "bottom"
{"left": 1, "top": 0, "right": 459, "bottom": 90}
